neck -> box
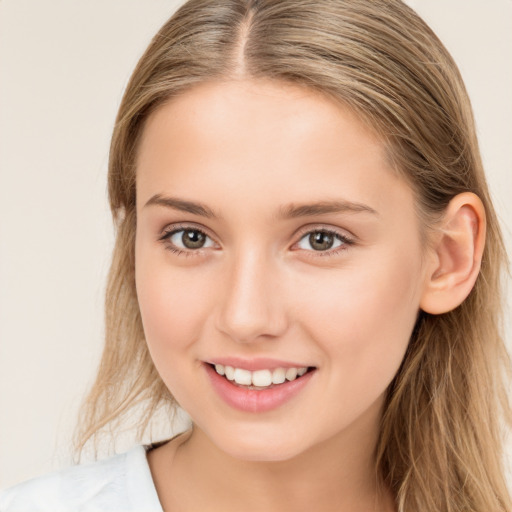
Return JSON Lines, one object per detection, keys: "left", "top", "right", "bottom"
{"left": 182, "top": 430, "right": 389, "bottom": 511}
{"left": 149, "top": 405, "right": 396, "bottom": 512}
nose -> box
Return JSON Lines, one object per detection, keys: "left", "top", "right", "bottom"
{"left": 215, "top": 248, "right": 288, "bottom": 344}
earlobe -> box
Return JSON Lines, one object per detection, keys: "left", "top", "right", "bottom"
{"left": 420, "top": 192, "right": 486, "bottom": 315}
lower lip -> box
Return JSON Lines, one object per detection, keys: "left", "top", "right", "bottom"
{"left": 204, "top": 364, "right": 316, "bottom": 413}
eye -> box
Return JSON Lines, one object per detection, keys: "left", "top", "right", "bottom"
{"left": 159, "top": 226, "right": 216, "bottom": 253}
{"left": 296, "top": 229, "right": 352, "bottom": 253}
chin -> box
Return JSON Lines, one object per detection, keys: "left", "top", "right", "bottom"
{"left": 208, "top": 425, "right": 311, "bottom": 463}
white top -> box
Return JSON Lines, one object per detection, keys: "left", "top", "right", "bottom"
{"left": 0, "top": 445, "right": 163, "bottom": 511}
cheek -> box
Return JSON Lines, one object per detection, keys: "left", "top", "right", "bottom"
{"left": 135, "top": 256, "right": 221, "bottom": 409}
{"left": 293, "top": 252, "right": 422, "bottom": 392}
{"left": 135, "top": 250, "right": 214, "bottom": 358}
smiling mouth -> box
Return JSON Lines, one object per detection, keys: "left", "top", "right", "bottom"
{"left": 208, "top": 363, "right": 316, "bottom": 390}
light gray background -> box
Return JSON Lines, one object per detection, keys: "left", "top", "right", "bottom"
{"left": 0, "top": 0, "right": 511, "bottom": 489}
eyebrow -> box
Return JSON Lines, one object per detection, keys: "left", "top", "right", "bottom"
{"left": 276, "top": 200, "right": 378, "bottom": 219}
{"left": 144, "top": 194, "right": 217, "bottom": 218}
{"left": 144, "top": 194, "right": 378, "bottom": 219}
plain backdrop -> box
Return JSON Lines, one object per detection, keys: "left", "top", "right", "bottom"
{"left": 0, "top": 0, "right": 511, "bottom": 489}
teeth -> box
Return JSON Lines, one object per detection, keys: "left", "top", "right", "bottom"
{"left": 252, "top": 369, "right": 272, "bottom": 387}
{"left": 225, "top": 366, "right": 235, "bottom": 381}
{"left": 233, "top": 368, "right": 252, "bottom": 386}
{"left": 272, "top": 368, "right": 286, "bottom": 384}
{"left": 285, "top": 367, "right": 297, "bottom": 381}
{"left": 212, "top": 364, "right": 309, "bottom": 388}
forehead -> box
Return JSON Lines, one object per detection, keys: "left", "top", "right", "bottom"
{"left": 137, "top": 79, "right": 383, "bottom": 167}
{"left": 135, "top": 79, "right": 413, "bottom": 219}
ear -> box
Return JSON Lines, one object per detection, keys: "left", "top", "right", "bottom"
{"left": 420, "top": 192, "right": 486, "bottom": 315}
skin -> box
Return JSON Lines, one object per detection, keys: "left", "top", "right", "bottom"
{"left": 134, "top": 79, "right": 482, "bottom": 511}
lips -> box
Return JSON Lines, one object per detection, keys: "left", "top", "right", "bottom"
{"left": 204, "top": 361, "right": 316, "bottom": 413}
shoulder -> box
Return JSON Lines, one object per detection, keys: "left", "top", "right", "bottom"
{"left": 0, "top": 445, "right": 162, "bottom": 512}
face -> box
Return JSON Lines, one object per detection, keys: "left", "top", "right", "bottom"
{"left": 135, "top": 79, "right": 429, "bottom": 462}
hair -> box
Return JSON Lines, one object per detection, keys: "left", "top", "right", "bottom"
{"left": 74, "top": 1, "right": 511, "bottom": 510}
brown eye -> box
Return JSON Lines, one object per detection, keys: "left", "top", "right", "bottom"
{"left": 309, "top": 231, "right": 334, "bottom": 251}
{"left": 182, "top": 229, "right": 206, "bottom": 249}
{"left": 167, "top": 228, "right": 215, "bottom": 251}
{"left": 296, "top": 229, "right": 349, "bottom": 252}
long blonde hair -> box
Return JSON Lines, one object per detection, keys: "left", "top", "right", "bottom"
{"left": 75, "top": 1, "right": 511, "bottom": 510}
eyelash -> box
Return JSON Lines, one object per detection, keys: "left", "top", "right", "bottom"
{"left": 158, "top": 223, "right": 355, "bottom": 258}
{"left": 158, "top": 223, "right": 213, "bottom": 258}
{"left": 294, "top": 227, "right": 354, "bottom": 258}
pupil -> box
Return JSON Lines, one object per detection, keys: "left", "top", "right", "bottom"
{"left": 182, "top": 230, "right": 206, "bottom": 249}
{"left": 309, "top": 231, "right": 333, "bottom": 251}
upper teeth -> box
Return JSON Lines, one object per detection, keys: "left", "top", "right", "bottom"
{"left": 214, "top": 364, "right": 308, "bottom": 387}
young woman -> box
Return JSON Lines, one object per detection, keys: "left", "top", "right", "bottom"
{"left": 2, "top": 1, "right": 510, "bottom": 511}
